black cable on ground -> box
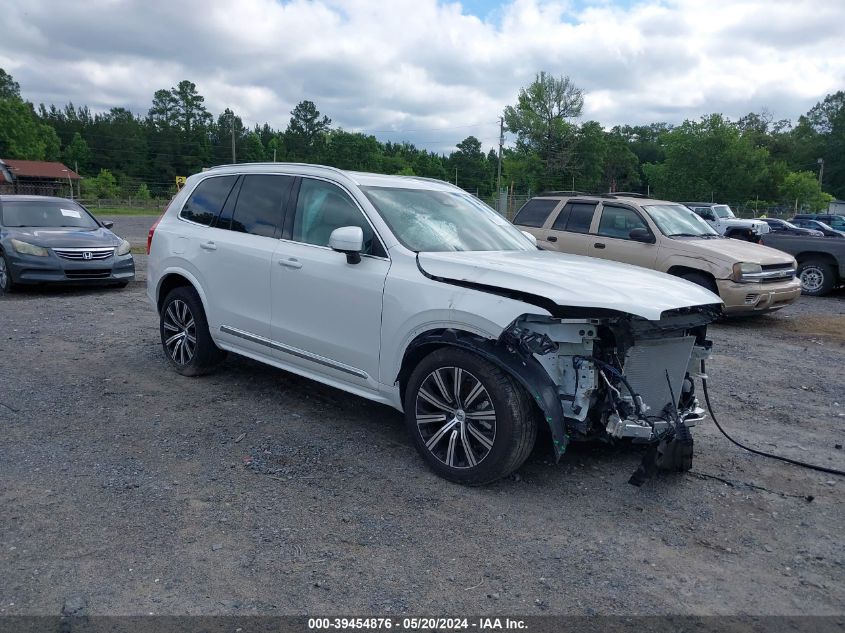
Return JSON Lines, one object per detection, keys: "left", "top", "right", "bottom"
{"left": 701, "top": 360, "right": 845, "bottom": 477}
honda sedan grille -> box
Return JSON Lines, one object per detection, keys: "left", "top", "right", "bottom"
{"left": 54, "top": 247, "right": 114, "bottom": 261}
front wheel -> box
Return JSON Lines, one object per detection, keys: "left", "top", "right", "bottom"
{"left": 404, "top": 347, "right": 537, "bottom": 485}
{"left": 798, "top": 259, "right": 836, "bottom": 296}
{"left": 160, "top": 286, "right": 227, "bottom": 376}
{"left": 0, "top": 252, "right": 16, "bottom": 294}
{"left": 678, "top": 271, "right": 719, "bottom": 295}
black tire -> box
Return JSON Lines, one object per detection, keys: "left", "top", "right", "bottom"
{"left": 114, "top": 281, "right": 129, "bottom": 289}
{"left": 0, "top": 251, "right": 16, "bottom": 294}
{"left": 404, "top": 347, "right": 537, "bottom": 485}
{"left": 678, "top": 271, "right": 719, "bottom": 295}
{"left": 797, "top": 259, "right": 836, "bottom": 297}
{"left": 159, "top": 286, "right": 226, "bottom": 376}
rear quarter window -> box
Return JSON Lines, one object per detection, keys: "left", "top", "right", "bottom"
{"left": 180, "top": 176, "right": 238, "bottom": 226}
{"left": 513, "top": 199, "right": 559, "bottom": 228}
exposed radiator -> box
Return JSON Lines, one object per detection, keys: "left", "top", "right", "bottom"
{"left": 623, "top": 336, "right": 695, "bottom": 414}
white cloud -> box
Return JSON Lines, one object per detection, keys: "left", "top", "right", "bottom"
{"left": 2, "top": 0, "right": 843, "bottom": 152}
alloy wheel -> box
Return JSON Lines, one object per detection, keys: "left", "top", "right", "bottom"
{"left": 800, "top": 266, "right": 824, "bottom": 293}
{"left": 415, "top": 366, "right": 496, "bottom": 469}
{"left": 162, "top": 299, "right": 197, "bottom": 365}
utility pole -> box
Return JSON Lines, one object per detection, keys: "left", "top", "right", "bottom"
{"left": 231, "top": 112, "right": 236, "bottom": 164}
{"left": 818, "top": 157, "right": 824, "bottom": 187}
{"left": 74, "top": 161, "right": 80, "bottom": 198}
{"left": 496, "top": 116, "right": 504, "bottom": 213}
{"left": 455, "top": 167, "right": 458, "bottom": 186}
{"left": 273, "top": 148, "right": 277, "bottom": 162}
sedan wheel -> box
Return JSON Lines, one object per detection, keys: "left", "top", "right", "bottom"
{"left": 415, "top": 367, "right": 497, "bottom": 469}
{"left": 0, "top": 254, "right": 15, "bottom": 293}
{"left": 404, "top": 347, "right": 537, "bottom": 485}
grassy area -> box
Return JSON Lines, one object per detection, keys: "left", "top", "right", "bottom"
{"left": 89, "top": 206, "right": 163, "bottom": 216}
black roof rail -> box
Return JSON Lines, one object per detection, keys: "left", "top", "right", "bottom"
{"left": 536, "top": 190, "right": 586, "bottom": 196}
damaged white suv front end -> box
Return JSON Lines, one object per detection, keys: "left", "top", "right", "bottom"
{"left": 410, "top": 249, "right": 720, "bottom": 485}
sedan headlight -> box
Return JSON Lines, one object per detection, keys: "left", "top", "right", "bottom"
{"left": 732, "top": 262, "right": 762, "bottom": 282}
{"left": 10, "top": 239, "right": 49, "bottom": 257}
{"left": 115, "top": 239, "right": 131, "bottom": 256}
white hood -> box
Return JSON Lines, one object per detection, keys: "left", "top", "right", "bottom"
{"left": 418, "top": 250, "right": 722, "bottom": 321}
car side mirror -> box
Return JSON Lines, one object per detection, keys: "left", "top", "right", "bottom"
{"left": 102, "top": 221, "right": 114, "bottom": 229}
{"left": 329, "top": 226, "right": 364, "bottom": 264}
{"left": 521, "top": 230, "right": 538, "bottom": 247}
{"left": 628, "top": 227, "right": 655, "bottom": 243}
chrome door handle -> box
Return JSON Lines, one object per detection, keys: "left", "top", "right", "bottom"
{"left": 278, "top": 258, "right": 302, "bottom": 269}
{"left": 200, "top": 241, "right": 217, "bottom": 251}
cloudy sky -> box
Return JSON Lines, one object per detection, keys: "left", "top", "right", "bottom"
{"left": 2, "top": 0, "right": 843, "bottom": 152}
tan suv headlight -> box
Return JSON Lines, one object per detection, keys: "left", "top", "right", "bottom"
{"left": 732, "top": 262, "right": 763, "bottom": 282}
{"left": 10, "top": 239, "right": 49, "bottom": 257}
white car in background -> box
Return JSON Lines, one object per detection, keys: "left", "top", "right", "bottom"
{"left": 147, "top": 164, "right": 722, "bottom": 484}
{"left": 683, "top": 202, "right": 770, "bottom": 242}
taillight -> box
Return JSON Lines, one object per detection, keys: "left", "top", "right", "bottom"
{"left": 147, "top": 213, "right": 164, "bottom": 254}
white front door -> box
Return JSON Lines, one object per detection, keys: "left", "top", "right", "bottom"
{"left": 270, "top": 177, "right": 390, "bottom": 390}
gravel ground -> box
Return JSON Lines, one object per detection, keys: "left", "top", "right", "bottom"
{"left": 0, "top": 221, "right": 843, "bottom": 616}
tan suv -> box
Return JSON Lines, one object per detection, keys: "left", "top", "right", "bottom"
{"left": 513, "top": 193, "right": 801, "bottom": 315}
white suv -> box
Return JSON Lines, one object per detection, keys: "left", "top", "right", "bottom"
{"left": 147, "top": 164, "right": 722, "bottom": 485}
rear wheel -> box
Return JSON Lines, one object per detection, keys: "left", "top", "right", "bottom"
{"left": 0, "top": 252, "right": 16, "bottom": 294}
{"left": 797, "top": 259, "right": 836, "bottom": 296}
{"left": 404, "top": 347, "right": 537, "bottom": 485}
{"left": 160, "top": 286, "right": 226, "bottom": 376}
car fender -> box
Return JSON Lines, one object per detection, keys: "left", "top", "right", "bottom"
{"left": 659, "top": 252, "right": 732, "bottom": 280}
{"left": 153, "top": 261, "right": 212, "bottom": 320}
{"left": 382, "top": 279, "right": 551, "bottom": 383}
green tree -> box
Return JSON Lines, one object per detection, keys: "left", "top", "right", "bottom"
{"left": 642, "top": 114, "right": 770, "bottom": 202}
{"left": 63, "top": 132, "right": 91, "bottom": 173}
{"left": 449, "top": 135, "right": 490, "bottom": 195}
{"left": 572, "top": 121, "right": 606, "bottom": 192}
{"left": 285, "top": 100, "right": 331, "bottom": 162}
{"left": 780, "top": 171, "right": 831, "bottom": 212}
{"left": 0, "top": 68, "right": 21, "bottom": 99}
{"left": 503, "top": 72, "right": 584, "bottom": 189}
{"left": 323, "top": 130, "right": 382, "bottom": 171}
{"left": 136, "top": 183, "right": 152, "bottom": 200}
{"left": 602, "top": 132, "right": 640, "bottom": 192}
{"left": 0, "top": 97, "right": 60, "bottom": 160}
{"left": 239, "top": 131, "right": 265, "bottom": 162}
{"left": 803, "top": 91, "right": 845, "bottom": 199}
{"left": 82, "top": 168, "right": 120, "bottom": 199}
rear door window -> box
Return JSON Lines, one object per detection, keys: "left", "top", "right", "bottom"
{"left": 180, "top": 176, "right": 238, "bottom": 226}
{"left": 228, "top": 175, "right": 293, "bottom": 238}
{"left": 552, "top": 202, "right": 597, "bottom": 233}
{"left": 513, "top": 199, "right": 559, "bottom": 228}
